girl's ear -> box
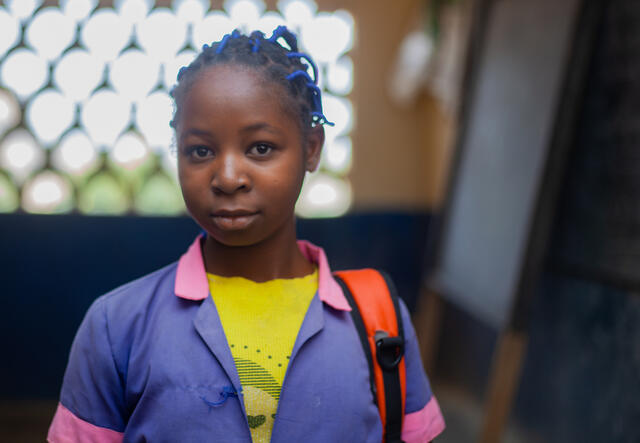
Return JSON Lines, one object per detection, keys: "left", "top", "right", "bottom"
{"left": 304, "top": 125, "right": 325, "bottom": 172}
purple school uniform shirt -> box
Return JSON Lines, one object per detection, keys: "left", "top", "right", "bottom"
{"left": 48, "top": 237, "right": 445, "bottom": 442}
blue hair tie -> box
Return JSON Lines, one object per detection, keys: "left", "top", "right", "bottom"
{"left": 216, "top": 33, "right": 231, "bottom": 54}
{"left": 216, "top": 30, "right": 242, "bottom": 54}
{"left": 286, "top": 52, "right": 318, "bottom": 84}
{"left": 286, "top": 70, "right": 317, "bottom": 85}
{"left": 268, "top": 25, "right": 298, "bottom": 51}
{"left": 268, "top": 25, "right": 288, "bottom": 43}
{"left": 307, "top": 83, "right": 324, "bottom": 116}
{"left": 177, "top": 66, "right": 188, "bottom": 81}
{"left": 251, "top": 38, "right": 261, "bottom": 53}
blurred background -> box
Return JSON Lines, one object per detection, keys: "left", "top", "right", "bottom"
{"left": 0, "top": 0, "right": 639, "bottom": 441}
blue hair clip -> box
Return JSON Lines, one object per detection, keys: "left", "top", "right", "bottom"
{"left": 286, "top": 52, "right": 319, "bottom": 84}
{"left": 311, "top": 111, "right": 335, "bottom": 126}
{"left": 285, "top": 71, "right": 334, "bottom": 126}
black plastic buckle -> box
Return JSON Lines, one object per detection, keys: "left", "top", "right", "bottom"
{"left": 374, "top": 330, "right": 404, "bottom": 371}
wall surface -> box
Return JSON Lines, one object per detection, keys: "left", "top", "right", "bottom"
{"left": 313, "top": 0, "right": 454, "bottom": 210}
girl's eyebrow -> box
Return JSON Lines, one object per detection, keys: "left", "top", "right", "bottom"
{"left": 179, "top": 128, "right": 214, "bottom": 143}
{"left": 240, "top": 122, "right": 281, "bottom": 135}
{"left": 180, "top": 124, "right": 280, "bottom": 142}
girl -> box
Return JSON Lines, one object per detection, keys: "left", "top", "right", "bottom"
{"left": 47, "top": 27, "right": 445, "bottom": 443}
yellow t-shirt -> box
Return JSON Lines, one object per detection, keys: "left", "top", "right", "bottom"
{"left": 208, "top": 269, "right": 318, "bottom": 443}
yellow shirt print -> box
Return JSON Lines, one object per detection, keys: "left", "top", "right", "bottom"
{"left": 208, "top": 269, "right": 318, "bottom": 443}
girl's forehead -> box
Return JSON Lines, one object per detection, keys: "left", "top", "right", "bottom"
{"left": 178, "top": 65, "right": 299, "bottom": 132}
{"left": 193, "top": 64, "right": 263, "bottom": 88}
{"left": 197, "top": 63, "right": 259, "bottom": 80}
{"left": 186, "top": 65, "right": 279, "bottom": 108}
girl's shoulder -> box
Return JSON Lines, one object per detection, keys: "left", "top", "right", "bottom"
{"left": 99, "top": 261, "right": 179, "bottom": 306}
{"left": 83, "top": 261, "right": 181, "bottom": 339}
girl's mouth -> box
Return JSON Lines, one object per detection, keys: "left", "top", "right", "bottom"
{"left": 210, "top": 210, "right": 259, "bottom": 230}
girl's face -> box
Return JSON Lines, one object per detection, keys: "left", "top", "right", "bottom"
{"left": 176, "top": 64, "right": 323, "bottom": 247}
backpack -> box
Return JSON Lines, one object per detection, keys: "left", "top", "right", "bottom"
{"left": 333, "top": 269, "right": 406, "bottom": 443}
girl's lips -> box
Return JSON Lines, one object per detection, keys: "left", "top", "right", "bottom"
{"left": 211, "top": 209, "right": 257, "bottom": 216}
{"left": 210, "top": 211, "right": 259, "bottom": 230}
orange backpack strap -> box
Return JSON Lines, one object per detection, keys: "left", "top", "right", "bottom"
{"left": 333, "top": 269, "right": 406, "bottom": 443}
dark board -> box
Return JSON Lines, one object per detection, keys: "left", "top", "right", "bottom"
{"left": 550, "top": 0, "right": 640, "bottom": 291}
{"left": 430, "top": 0, "right": 580, "bottom": 328}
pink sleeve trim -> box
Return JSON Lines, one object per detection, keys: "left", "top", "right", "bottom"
{"left": 401, "top": 396, "right": 446, "bottom": 443}
{"left": 47, "top": 403, "right": 123, "bottom": 443}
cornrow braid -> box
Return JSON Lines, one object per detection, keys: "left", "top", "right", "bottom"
{"left": 169, "top": 26, "right": 334, "bottom": 136}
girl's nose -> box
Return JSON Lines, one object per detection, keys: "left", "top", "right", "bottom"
{"left": 210, "top": 153, "right": 251, "bottom": 195}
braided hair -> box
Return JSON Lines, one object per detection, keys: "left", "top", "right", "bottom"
{"left": 169, "top": 26, "right": 333, "bottom": 138}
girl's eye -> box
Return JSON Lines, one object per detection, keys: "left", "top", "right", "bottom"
{"left": 249, "top": 143, "right": 273, "bottom": 156}
{"left": 188, "top": 146, "right": 213, "bottom": 159}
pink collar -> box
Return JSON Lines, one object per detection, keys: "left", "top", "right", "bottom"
{"left": 174, "top": 235, "right": 351, "bottom": 311}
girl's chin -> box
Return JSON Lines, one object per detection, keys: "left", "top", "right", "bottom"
{"left": 203, "top": 228, "right": 265, "bottom": 249}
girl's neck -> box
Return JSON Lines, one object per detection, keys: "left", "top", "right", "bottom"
{"left": 201, "top": 226, "right": 314, "bottom": 282}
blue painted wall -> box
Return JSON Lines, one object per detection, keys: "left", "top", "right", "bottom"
{"left": 0, "top": 212, "right": 431, "bottom": 398}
